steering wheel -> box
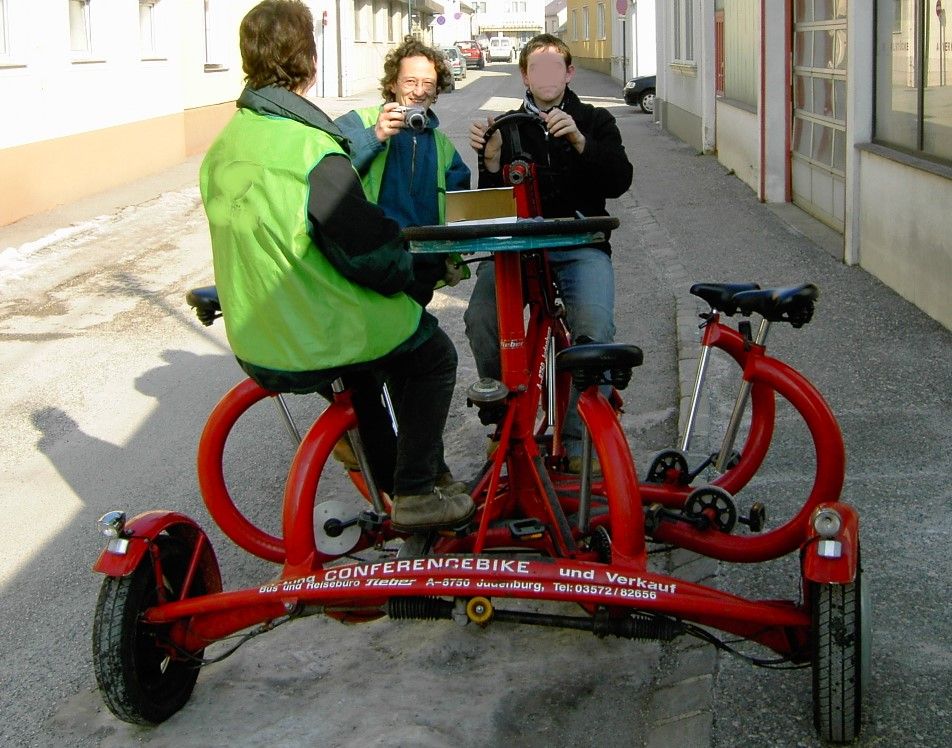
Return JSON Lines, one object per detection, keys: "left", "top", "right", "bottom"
{"left": 476, "top": 111, "right": 548, "bottom": 173}
{"left": 481, "top": 111, "right": 548, "bottom": 144}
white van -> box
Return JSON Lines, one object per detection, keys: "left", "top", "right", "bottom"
{"left": 488, "top": 37, "right": 514, "bottom": 63}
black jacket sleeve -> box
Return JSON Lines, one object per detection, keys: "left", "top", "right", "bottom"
{"left": 574, "top": 108, "right": 633, "bottom": 200}
{"left": 306, "top": 153, "right": 424, "bottom": 298}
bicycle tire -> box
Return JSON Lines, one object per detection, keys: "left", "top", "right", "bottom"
{"left": 93, "top": 535, "right": 204, "bottom": 725}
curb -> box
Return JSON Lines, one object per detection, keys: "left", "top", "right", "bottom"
{"left": 620, "top": 191, "right": 718, "bottom": 748}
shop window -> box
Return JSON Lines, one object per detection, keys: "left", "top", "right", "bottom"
{"left": 875, "top": 0, "right": 952, "bottom": 161}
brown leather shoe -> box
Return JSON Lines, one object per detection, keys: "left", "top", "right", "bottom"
{"left": 331, "top": 437, "right": 359, "bottom": 470}
{"left": 566, "top": 455, "right": 602, "bottom": 475}
{"left": 391, "top": 489, "right": 475, "bottom": 532}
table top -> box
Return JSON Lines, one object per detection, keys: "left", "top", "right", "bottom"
{"left": 403, "top": 216, "right": 618, "bottom": 254}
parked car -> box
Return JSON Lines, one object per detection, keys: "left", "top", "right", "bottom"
{"left": 624, "top": 74, "right": 656, "bottom": 114}
{"left": 455, "top": 40, "right": 485, "bottom": 70}
{"left": 441, "top": 46, "right": 466, "bottom": 82}
{"left": 488, "top": 37, "right": 515, "bottom": 63}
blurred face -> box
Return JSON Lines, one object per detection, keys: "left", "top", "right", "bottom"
{"left": 390, "top": 55, "right": 438, "bottom": 108}
{"left": 521, "top": 46, "right": 575, "bottom": 109}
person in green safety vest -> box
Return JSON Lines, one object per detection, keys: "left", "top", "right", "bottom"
{"left": 199, "top": 0, "right": 474, "bottom": 532}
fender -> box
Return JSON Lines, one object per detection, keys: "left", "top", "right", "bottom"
{"left": 91, "top": 510, "right": 221, "bottom": 592}
{"left": 801, "top": 502, "right": 859, "bottom": 585}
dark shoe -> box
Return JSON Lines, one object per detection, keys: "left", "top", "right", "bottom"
{"left": 436, "top": 471, "right": 468, "bottom": 497}
{"left": 391, "top": 489, "right": 475, "bottom": 532}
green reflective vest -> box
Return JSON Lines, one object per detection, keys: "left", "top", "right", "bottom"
{"left": 351, "top": 105, "right": 456, "bottom": 223}
{"left": 199, "top": 108, "right": 421, "bottom": 373}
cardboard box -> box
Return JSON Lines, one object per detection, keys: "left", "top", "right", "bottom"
{"left": 445, "top": 187, "right": 516, "bottom": 223}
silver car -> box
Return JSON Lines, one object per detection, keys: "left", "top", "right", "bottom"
{"left": 441, "top": 47, "right": 467, "bottom": 82}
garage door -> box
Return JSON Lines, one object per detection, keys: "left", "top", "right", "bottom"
{"left": 791, "top": 1, "right": 848, "bottom": 233}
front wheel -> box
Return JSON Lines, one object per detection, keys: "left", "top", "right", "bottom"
{"left": 93, "top": 535, "right": 207, "bottom": 724}
{"left": 810, "top": 553, "right": 870, "bottom": 743}
{"left": 639, "top": 89, "right": 655, "bottom": 115}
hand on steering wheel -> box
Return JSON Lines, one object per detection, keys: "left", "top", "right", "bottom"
{"left": 470, "top": 111, "right": 547, "bottom": 173}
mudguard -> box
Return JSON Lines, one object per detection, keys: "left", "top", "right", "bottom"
{"left": 91, "top": 510, "right": 222, "bottom": 593}
{"left": 801, "top": 502, "right": 859, "bottom": 585}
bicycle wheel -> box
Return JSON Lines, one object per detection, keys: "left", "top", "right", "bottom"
{"left": 93, "top": 535, "right": 206, "bottom": 724}
{"left": 810, "top": 550, "right": 870, "bottom": 743}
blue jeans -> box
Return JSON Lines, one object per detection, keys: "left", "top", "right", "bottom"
{"left": 463, "top": 248, "right": 615, "bottom": 456}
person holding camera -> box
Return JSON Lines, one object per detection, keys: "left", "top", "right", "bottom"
{"left": 335, "top": 36, "right": 471, "bottom": 494}
{"left": 465, "top": 33, "right": 633, "bottom": 474}
{"left": 200, "top": 1, "right": 474, "bottom": 531}
{"left": 335, "top": 35, "right": 471, "bottom": 291}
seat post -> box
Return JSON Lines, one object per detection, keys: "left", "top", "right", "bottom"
{"left": 714, "top": 318, "right": 771, "bottom": 472}
{"left": 272, "top": 394, "right": 302, "bottom": 444}
{"left": 332, "top": 378, "right": 387, "bottom": 514}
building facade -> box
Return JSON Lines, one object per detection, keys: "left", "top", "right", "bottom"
{"left": 0, "top": 0, "right": 454, "bottom": 227}
{"left": 655, "top": 0, "right": 952, "bottom": 331}
{"left": 565, "top": 0, "right": 654, "bottom": 82}
{"left": 472, "top": 0, "right": 544, "bottom": 50}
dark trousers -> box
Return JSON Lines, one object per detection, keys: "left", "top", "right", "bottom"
{"left": 333, "top": 328, "right": 458, "bottom": 496}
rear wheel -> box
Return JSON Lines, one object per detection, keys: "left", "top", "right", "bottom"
{"left": 93, "top": 535, "right": 206, "bottom": 724}
{"left": 810, "top": 552, "right": 870, "bottom": 743}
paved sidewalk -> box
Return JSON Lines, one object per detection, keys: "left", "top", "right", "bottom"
{"left": 615, "top": 111, "right": 952, "bottom": 747}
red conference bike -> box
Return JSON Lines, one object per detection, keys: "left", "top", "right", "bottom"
{"left": 91, "top": 119, "right": 867, "bottom": 744}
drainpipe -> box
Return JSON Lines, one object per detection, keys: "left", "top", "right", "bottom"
{"left": 784, "top": 0, "right": 792, "bottom": 202}
{"left": 336, "top": 0, "right": 344, "bottom": 96}
{"left": 759, "top": 0, "right": 766, "bottom": 202}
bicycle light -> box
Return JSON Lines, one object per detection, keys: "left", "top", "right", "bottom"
{"left": 97, "top": 510, "right": 127, "bottom": 538}
{"left": 812, "top": 507, "right": 842, "bottom": 538}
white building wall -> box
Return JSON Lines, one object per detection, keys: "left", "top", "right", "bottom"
{"left": 614, "top": 0, "right": 655, "bottom": 82}
{"left": 714, "top": 102, "right": 758, "bottom": 187}
{"left": 857, "top": 151, "right": 952, "bottom": 329}
{"left": 655, "top": 0, "right": 713, "bottom": 152}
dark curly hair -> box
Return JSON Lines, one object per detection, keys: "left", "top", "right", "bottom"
{"left": 379, "top": 36, "right": 454, "bottom": 102}
{"left": 240, "top": 0, "right": 317, "bottom": 91}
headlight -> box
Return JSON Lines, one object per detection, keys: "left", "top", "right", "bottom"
{"left": 812, "top": 507, "right": 842, "bottom": 538}
{"left": 625, "top": 81, "right": 635, "bottom": 90}
{"left": 97, "top": 510, "right": 127, "bottom": 538}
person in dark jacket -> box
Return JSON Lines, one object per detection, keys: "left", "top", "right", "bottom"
{"left": 465, "top": 33, "right": 633, "bottom": 473}
{"left": 200, "top": 0, "right": 473, "bottom": 531}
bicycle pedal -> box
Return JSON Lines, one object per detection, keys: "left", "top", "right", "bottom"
{"left": 506, "top": 518, "right": 547, "bottom": 540}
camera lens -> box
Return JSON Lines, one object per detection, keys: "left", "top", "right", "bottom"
{"left": 406, "top": 110, "right": 427, "bottom": 132}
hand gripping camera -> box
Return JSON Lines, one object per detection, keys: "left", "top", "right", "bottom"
{"left": 394, "top": 105, "right": 428, "bottom": 132}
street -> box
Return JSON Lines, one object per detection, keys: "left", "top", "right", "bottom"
{"left": 1, "top": 64, "right": 950, "bottom": 747}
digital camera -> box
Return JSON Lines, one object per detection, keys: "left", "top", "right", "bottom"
{"left": 394, "top": 105, "right": 428, "bottom": 132}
